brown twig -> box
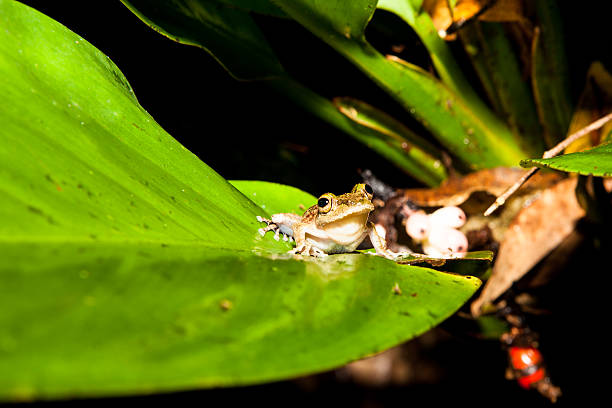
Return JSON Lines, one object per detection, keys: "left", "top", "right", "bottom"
{"left": 484, "top": 112, "right": 612, "bottom": 216}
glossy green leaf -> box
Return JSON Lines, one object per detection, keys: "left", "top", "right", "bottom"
{"left": 377, "top": 0, "right": 483, "bottom": 111}
{"left": 0, "top": 2, "right": 481, "bottom": 400}
{"left": 266, "top": 77, "right": 448, "bottom": 184}
{"left": 377, "top": 0, "right": 535, "bottom": 156}
{"left": 459, "top": 22, "right": 544, "bottom": 156}
{"left": 520, "top": 142, "right": 612, "bottom": 177}
{"left": 230, "top": 180, "right": 317, "bottom": 215}
{"left": 121, "top": 0, "right": 284, "bottom": 80}
{"left": 332, "top": 97, "right": 447, "bottom": 186}
{"left": 271, "top": 0, "right": 528, "bottom": 169}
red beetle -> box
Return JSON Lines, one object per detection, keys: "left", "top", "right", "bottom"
{"left": 501, "top": 327, "right": 561, "bottom": 403}
{"left": 507, "top": 346, "right": 546, "bottom": 389}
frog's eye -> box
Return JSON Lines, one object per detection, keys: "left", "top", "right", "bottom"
{"left": 317, "top": 194, "right": 333, "bottom": 213}
{"left": 352, "top": 183, "right": 374, "bottom": 199}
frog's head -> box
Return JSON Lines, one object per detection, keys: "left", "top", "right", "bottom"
{"left": 315, "top": 184, "right": 375, "bottom": 237}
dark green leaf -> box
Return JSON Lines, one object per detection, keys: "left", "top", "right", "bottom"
{"left": 216, "top": 0, "right": 287, "bottom": 17}
{"left": 532, "top": 0, "right": 572, "bottom": 146}
{"left": 459, "top": 22, "right": 544, "bottom": 156}
{"left": 333, "top": 97, "right": 447, "bottom": 186}
{"left": 121, "top": 0, "right": 284, "bottom": 80}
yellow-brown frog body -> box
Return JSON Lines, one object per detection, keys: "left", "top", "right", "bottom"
{"left": 258, "top": 184, "right": 395, "bottom": 259}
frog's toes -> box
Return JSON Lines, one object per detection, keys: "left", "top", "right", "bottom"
{"left": 312, "top": 249, "right": 328, "bottom": 257}
{"left": 257, "top": 216, "right": 279, "bottom": 236}
{"left": 290, "top": 244, "right": 304, "bottom": 254}
{"left": 307, "top": 246, "right": 328, "bottom": 257}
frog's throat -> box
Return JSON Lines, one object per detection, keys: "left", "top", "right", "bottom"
{"left": 316, "top": 205, "right": 373, "bottom": 227}
{"left": 320, "top": 212, "right": 370, "bottom": 246}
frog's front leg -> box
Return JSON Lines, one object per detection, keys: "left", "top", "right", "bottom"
{"left": 257, "top": 213, "right": 300, "bottom": 241}
{"left": 291, "top": 222, "right": 328, "bottom": 257}
{"left": 367, "top": 221, "right": 402, "bottom": 260}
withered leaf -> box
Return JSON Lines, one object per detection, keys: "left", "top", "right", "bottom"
{"left": 471, "top": 177, "right": 585, "bottom": 316}
{"left": 400, "top": 167, "right": 561, "bottom": 207}
{"left": 424, "top": 0, "right": 529, "bottom": 40}
{"left": 476, "top": 0, "right": 529, "bottom": 25}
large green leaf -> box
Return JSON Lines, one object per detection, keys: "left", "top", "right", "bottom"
{"left": 230, "top": 179, "right": 317, "bottom": 215}
{"left": 0, "top": 1, "right": 481, "bottom": 400}
{"left": 521, "top": 142, "right": 612, "bottom": 176}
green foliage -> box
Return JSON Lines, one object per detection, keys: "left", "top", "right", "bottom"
{"left": 458, "top": 22, "right": 544, "bottom": 155}
{"left": 521, "top": 143, "right": 612, "bottom": 177}
{"left": 531, "top": 0, "right": 573, "bottom": 146}
{"left": 122, "top": 0, "right": 283, "bottom": 80}
{"left": 121, "top": 0, "right": 542, "bottom": 180}
{"left": 0, "top": 1, "right": 483, "bottom": 400}
{"left": 332, "top": 97, "right": 447, "bottom": 186}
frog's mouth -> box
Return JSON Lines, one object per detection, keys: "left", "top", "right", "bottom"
{"left": 321, "top": 212, "right": 370, "bottom": 245}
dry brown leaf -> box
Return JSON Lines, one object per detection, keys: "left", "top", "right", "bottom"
{"left": 425, "top": 0, "right": 529, "bottom": 40}
{"left": 477, "top": 0, "right": 529, "bottom": 24}
{"left": 423, "top": 0, "right": 454, "bottom": 36}
{"left": 471, "top": 177, "right": 585, "bottom": 316}
{"left": 400, "top": 167, "right": 561, "bottom": 207}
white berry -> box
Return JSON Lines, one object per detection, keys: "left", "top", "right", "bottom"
{"left": 429, "top": 206, "right": 466, "bottom": 229}
{"left": 405, "top": 211, "right": 431, "bottom": 241}
{"left": 424, "top": 226, "right": 468, "bottom": 257}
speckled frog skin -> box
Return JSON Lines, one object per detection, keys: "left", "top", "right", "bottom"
{"left": 258, "top": 184, "right": 395, "bottom": 259}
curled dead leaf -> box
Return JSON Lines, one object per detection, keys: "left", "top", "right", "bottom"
{"left": 424, "top": 0, "right": 530, "bottom": 40}
{"left": 399, "top": 167, "right": 560, "bottom": 207}
{"left": 471, "top": 177, "right": 585, "bottom": 316}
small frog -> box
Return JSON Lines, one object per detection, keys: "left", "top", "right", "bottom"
{"left": 257, "top": 184, "right": 396, "bottom": 259}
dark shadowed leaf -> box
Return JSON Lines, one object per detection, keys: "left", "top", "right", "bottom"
{"left": 121, "top": 0, "right": 284, "bottom": 80}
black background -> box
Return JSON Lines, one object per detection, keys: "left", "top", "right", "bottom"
{"left": 7, "top": 1, "right": 612, "bottom": 406}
